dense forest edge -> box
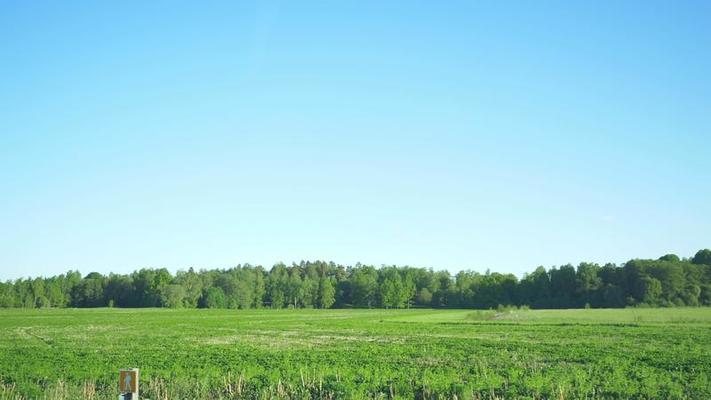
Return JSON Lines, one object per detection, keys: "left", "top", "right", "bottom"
{"left": 1, "top": 249, "right": 710, "bottom": 310}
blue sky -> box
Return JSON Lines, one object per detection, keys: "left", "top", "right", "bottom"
{"left": 1, "top": 1, "right": 710, "bottom": 280}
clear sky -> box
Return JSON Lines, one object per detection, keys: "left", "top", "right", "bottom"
{"left": 1, "top": 1, "right": 710, "bottom": 280}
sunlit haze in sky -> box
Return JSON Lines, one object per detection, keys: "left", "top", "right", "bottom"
{"left": 1, "top": 1, "right": 710, "bottom": 280}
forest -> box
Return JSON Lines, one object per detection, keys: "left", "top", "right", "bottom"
{"left": 1, "top": 249, "right": 710, "bottom": 310}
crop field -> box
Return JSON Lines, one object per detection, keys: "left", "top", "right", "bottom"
{"left": 1, "top": 308, "right": 710, "bottom": 399}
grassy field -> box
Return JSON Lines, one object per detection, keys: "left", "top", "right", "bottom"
{"left": 1, "top": 308, "right": 710, "bottom": 399}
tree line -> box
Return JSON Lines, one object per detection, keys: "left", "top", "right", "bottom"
{"left": 1, "top": 249, "right": 710, "bottom": 310}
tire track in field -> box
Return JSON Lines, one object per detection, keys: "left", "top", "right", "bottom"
{"left": 14, "top": 327, "right": 55, "bottom": 347}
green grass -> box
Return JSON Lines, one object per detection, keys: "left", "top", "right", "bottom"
{"left": 1, "top": 308, "right": 710, "bottom": 399}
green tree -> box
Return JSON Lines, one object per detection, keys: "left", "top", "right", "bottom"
{"left": 287, "top": 270, "right": 303, "bottom": 308}
{"left": 416, "top": 287, "right": 433, "bottom": 306}
{"left": 692, "top": 249, "right": 711, "bottom": 265}
{"left": 201, "top": 287, "right": 226, "bottom": 308}
{"left": 253, "top": 266, "right": 266, "bottom": 308}
{"left": 132, "top": 269, "right": 159, "bottom": 307}
{"left": 63, "top": 271, "right": 82, "bottom": 306}
{"left": 351, "top": 266, "right": 378, "bottom": 308}
{"left": 2, "top": 248, "right": 711, "bottom": 310}
{"left": 162, "top": 284, "right": 186, "bottom": 308}
{"left": 659, "top": 254, "right": 680, "bottom": 262}
{"left": 635, "top": 276, "right": 662, "bottom": 305}
{"left": 576, "top": 263, "right": 602, "bottom": 307}
{"left": 175, "top": 268, "right": 203, "bottom": 308}
{"left": 105, "top": 275, "right": 134, "bottom": 307}
{"left": 45, "top": 279, "right": 66, "bottom": 307}
{"left": 301, "top": 276, "right": 318, "bottom": 308}
{"left": 549, "top": 265, "right": 577, "bottom": 308}
{"left": 520, "top": 267, "right": 550, "bottom": 308}
{"left": 681, "top": 284, "right": 701, "bottom": 306}
{"left": 701, "top": 285, "right": 711, "bottom": 306}
{"left": 268, "top": 264, "right": 289, "bottom": 308}
{"left": 152, "top": 268, "right": 173, "bottom": 306}
{"left": 0, "top": 282, "right": 15, "bottom": 308}
{"left": 380, "top": 269, "right": 405, "bottom": 308}
{"left": 317, "top": 277, "right": 335, "bottom": 309}
{"left": 71, "top": 278, "right": 105, "bottom": 307}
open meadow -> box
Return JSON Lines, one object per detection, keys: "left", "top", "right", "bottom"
{"left": 1, "top": 308, "right": 710, "bottom": 399}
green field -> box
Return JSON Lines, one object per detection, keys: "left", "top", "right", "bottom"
{"left": 2, "top": 308, "right": 710, "bottom": 399}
